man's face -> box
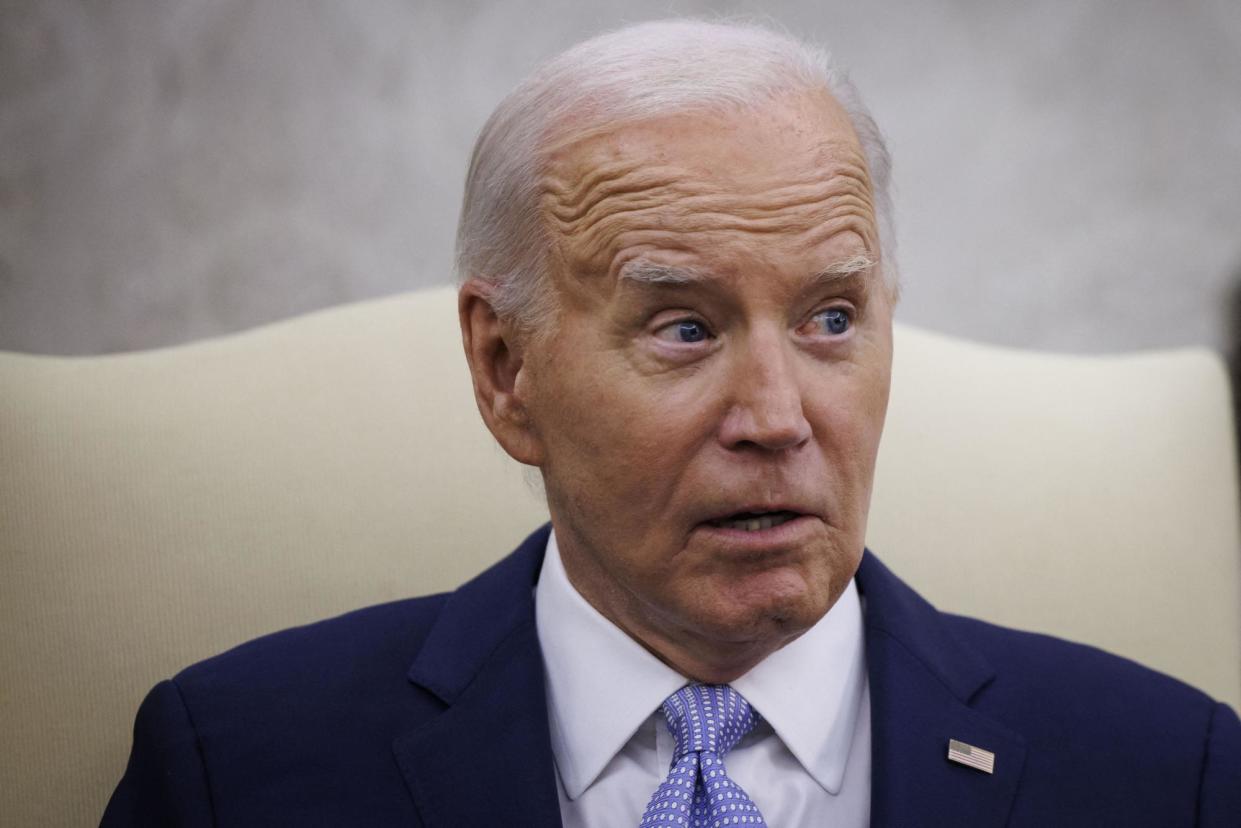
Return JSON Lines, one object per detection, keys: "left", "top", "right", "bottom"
{"left": 518, "top": 90, "right": 893, "bottom": 680}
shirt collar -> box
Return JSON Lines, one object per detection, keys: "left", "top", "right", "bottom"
{"left": 731, "top": 571, "right": 867, "bottom": 795}
{"left": 535, "top": 528, "right": 867, "bottom": 799}
{"left": 536, "top": 530, "right": 685, "bottom": 799}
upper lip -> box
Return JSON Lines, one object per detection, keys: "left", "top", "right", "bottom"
{"left": 699, "top": 502, "right": 820, "bottom": 525}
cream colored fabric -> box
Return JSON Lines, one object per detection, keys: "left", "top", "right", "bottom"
{"left": 870, "top": 325, "right": 1241, "bottom": 709}
{"left": 2, "top": 284, "right": 1238, "bottom": 826}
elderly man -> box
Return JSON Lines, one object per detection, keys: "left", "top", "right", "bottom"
{"left": 103, "top": 19, "right": 1239, "bottom": 827}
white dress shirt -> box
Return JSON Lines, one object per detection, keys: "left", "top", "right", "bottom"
{"left": 535, "top": 530, "right": 871, "bottom": 827}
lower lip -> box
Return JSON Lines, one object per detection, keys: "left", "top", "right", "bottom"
{"left": 692, "top": 514, "right": 821, "bottom": 550}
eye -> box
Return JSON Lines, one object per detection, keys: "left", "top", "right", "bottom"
{"left": 804, "top": 307, "right": 852, "bottom": 336}
{"left": 654, "top": 318, "right": 713, "bottom": 344}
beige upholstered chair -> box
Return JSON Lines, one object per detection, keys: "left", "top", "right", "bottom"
{"left": 2, "top": 285, "right": 1239, "bottom": 826}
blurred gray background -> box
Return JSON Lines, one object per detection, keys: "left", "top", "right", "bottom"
{"left": 2, "top": 0, "right": 1239, "bottom": 356}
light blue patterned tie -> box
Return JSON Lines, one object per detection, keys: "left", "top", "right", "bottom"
{"left": 639, "top": 684, "right": 768, "bottom": 827}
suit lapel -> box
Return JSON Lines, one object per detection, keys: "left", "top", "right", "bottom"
{"left": 391, "top": 533, "right": 1028, "bottom": 826}
{"left": 393, "top": 526, "right": 563, "bottom": 827}
{"left": 858, "top": 552, "right": 1027, "bottom": 828}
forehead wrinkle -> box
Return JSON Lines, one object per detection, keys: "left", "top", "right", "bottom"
{"left": 542, "top": 160, "right": 690, "bottom": 220}
{"left": 558, "top": 189, "right": 876, "bottom": 273}
{"left": 555, "top": 172, "right": 872, "bottom": 240}
{"left": 543, "top": 180, "right": 704, "bottom": 237}
{"left": 572, "top": 154, "right": 870, "bottom": 219}
{"left": 545, "top": 138, "right": 872, "bottom": 225}
{"left": 544, "top": 145, "right": 878, "bottom": 277}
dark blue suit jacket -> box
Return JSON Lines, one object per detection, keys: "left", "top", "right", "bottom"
{"left": 102, "top": 525, "right": 1241, "bottom": 826}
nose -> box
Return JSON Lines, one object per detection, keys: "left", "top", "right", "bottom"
{"left": 717, "top": 328, "right": 812, "bottom": 452}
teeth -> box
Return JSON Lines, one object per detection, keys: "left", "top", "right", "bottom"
{"left": 715, "top": 512, "right": 797, "bottom": 532}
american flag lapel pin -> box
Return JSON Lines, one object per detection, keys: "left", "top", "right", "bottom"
{"left": 947, "top": 739, "right": 996, "bottom": 774}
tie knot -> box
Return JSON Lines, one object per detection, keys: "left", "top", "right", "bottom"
{"left": 661, "top": 684, "right": 759, "bottom": 760}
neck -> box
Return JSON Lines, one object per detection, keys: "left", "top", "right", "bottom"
{"left": 560, "top": 555, "right": 803, "bottom": 683}
{"left": 621, "top": 603, "right": 811, "bottom": 683}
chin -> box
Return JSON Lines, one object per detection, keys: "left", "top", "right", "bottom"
{"left": 698, "top": 572, "right": 831, "bottom": 644}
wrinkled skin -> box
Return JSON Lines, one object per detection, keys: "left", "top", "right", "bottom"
{"left": 461, "top": 89, "right": 893, "bottom": 683}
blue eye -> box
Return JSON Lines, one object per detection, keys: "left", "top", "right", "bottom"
{"left": 656, "top": 319, "right": 712, "bottom": 343}
{"left": 813, "top": 308, "right": 851, "bottom": 335}
{"left": 676, "top": 321, "right": 709, "bottom": 342}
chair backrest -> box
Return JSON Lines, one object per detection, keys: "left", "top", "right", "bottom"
{"left": 2, "top": 285, "right": 1238, "bottom": 826}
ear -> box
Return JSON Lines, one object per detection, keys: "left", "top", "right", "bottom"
{"left": 458, "top": 279, "right": 546, "bottom": 467}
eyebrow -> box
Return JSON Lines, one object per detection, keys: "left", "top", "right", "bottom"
{"left": 812, "top": 253, "right": 876, "bottom": 281}
{"left": 617, "top": 253, "right": 876, "bottom": 288}
{"left": 617, "top": 260, "right": 703, "bottom": 286}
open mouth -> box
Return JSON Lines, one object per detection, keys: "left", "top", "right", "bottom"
{"left": 706, "top": 510, "right": 801, "bottom": 532}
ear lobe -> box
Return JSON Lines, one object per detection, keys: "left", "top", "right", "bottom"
{"left": 458, "top": 280, "right": 546, "bottom": 466}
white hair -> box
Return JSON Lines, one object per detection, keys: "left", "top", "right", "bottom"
{"left": 455, "top": 18, "right": 898, "bottom": 332}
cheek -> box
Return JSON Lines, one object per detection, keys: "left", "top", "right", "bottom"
{"left": 536, "top": 359, "right": 711, "bottom": 509}
{"left": 808, "top": 366, "right": 890, "bottom": 490}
